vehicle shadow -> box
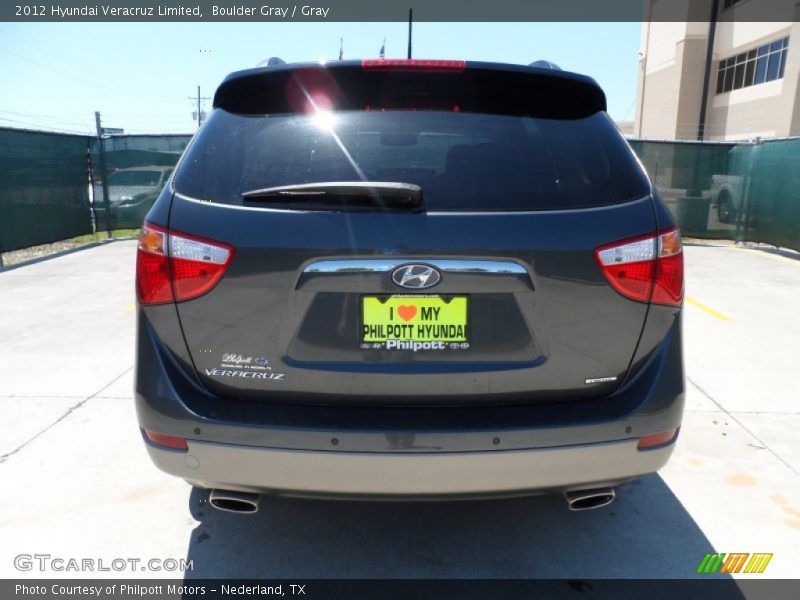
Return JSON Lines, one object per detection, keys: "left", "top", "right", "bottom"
{"left": 181, "top": 474, "right": 737, "bottom": 584}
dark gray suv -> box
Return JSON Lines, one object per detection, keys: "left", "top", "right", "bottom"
{"left": 134, "top": 59, "right": 684, "bottom": 513}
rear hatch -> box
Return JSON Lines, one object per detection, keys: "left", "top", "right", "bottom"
{"left": 165, "top": 61, "right": 657, "bottom": 406}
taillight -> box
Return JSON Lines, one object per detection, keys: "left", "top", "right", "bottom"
{"left": 136, "top": 221, "right": 234, "bottom": 306}
{"left": 651, "top": 228, "right": 684, "bottom": 306}
{"left": 169, "top": 230, "right": 234, "bottom": 302}
{"left": 136, "top": 223, "right": 172, "bottom": 305}
{"left": 361, "top": 59, "right": 466, "bottom": 72}
{"left": 594, "top": 227, "right": 683, "bottom": 307}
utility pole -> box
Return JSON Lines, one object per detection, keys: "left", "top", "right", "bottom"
{"left": 189, "top": 86, "right": 211, "bottom": 129}
{"left": 94, "top": 111, "right": 112, "bottom": 238}
{"left": 407, "top": 9, "right": 413, "bottom": 59}
{"left": 697, "top": 0, "right": 720, "bottom": 141}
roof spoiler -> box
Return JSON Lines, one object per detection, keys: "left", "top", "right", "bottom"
{"left": 215, "top": 61, "right": 606, "bottom": 118}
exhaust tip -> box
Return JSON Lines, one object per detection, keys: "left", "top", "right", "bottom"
{"left": 564, "top": 487, "right": 616, "bottom": 511}
{"left": 209, "top": 490, "right": 261, "bottom": 514}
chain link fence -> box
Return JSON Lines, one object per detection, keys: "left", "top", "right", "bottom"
{"left": 1, "top": 126, "right": 799, "bottom": 256}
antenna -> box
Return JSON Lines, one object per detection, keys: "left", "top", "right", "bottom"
{"left": 407, "top": 9, "right": 413, "bottom": 59}
{"left": 256, "top": 57, "right": 286, "bottom": 67}
{"left": 529, "top": 60, "right": 562, "bottom": 70}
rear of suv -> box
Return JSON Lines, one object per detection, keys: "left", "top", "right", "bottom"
{"left": 135, "top": 59, "right": 684, "bottom": 513}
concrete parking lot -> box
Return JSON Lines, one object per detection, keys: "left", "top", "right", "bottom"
{"left": 0, "top": 240, "right": 798, "bottom": 579}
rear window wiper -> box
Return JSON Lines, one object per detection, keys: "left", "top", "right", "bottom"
{"left": 241, "top": 181, "right": 423, "bottom": 211}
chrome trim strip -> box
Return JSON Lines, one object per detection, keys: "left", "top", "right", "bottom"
{"left": 173, "top": 191, "right": 652, "bottom": 216}
{"left": 303, "top": 259, "right": 528, "bottom": 275}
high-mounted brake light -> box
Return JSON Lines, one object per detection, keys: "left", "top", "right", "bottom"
{"left": 594, "top": 227, "right": 683, "bottom": 307}
{"left": 361, "top": 59, "right": 466, "bottom": 72}
{"left": 136, "top": 222, "right": 234, "bottom": 306}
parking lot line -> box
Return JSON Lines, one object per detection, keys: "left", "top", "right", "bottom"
{"left": 685, "top": 296, "right": 731, "bottom": 322}
{"left": 736, "top": 247, "right": 800, "bottom": 266}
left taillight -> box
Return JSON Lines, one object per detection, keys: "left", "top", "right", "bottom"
{"left": 136, "top": 221, "right": 234, "bottom": 306}
{"left": 594, "top": 226, "right": 684, "bottom": 307}
{"left": 136, "top": 223, "right": 172, "bottom": 305}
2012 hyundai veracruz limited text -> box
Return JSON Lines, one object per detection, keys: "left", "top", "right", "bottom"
{"left": 134, "top": 59, "right": 684, "bottom": 513}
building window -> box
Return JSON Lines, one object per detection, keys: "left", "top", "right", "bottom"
{"left": 716, "top": 37, "right": 789, "bottom": 94}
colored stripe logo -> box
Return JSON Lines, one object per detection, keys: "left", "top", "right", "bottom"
{"left": 697, "top": 553, "right": 773, "bottom": 574}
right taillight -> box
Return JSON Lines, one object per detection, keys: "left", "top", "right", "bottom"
{"left": 594, "top": 227, "right": 683, "bottom": 307}
{"left": 136, "top": 221, "right": 234, "bottom": 306}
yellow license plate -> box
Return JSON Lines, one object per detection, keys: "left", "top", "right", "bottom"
{"left": 361, "top": 295, "right": 469, "bottom": 350}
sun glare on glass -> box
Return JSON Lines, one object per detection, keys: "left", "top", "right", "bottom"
{"left": 312, "top": 110, "right": 338, "bottom": 132}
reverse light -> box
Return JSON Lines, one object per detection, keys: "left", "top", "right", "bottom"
{"left": 594, "top": 227, "right": 684, "bottom": 306}
{"left": 637, "top": 428, "right": 679, "bottom": 450}
{"left": 136, "top": 221, "right": 234, "bottom": 306}
{"left": 143, "top": 429, "right": 188, "bottom": 451}
{"left": 361, "top": 59, "right": 466, "bottom": 72}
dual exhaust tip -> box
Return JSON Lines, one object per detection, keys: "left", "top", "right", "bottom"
{"left": 207, "top": 486, "right": 616, "bottom": 514}
{"left": 563, "top": 487, "right": 616, "bottom": 511}
{"left": 208, "top": 489, "right": 261, "bottom": 514}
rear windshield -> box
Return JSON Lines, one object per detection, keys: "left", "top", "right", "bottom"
{"left": 174, "top": 109, "right": 649, "bottom": 211}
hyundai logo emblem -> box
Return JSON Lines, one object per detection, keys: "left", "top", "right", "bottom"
{"left": 392, "top": 264, "right": 441, "bottom": 289}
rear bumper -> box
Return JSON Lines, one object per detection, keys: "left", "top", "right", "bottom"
{"left": 135, "top": 305, "right": 684, "bottom": 497}
{"left": 145, "top": 436, "right": 675, "bottom": 498}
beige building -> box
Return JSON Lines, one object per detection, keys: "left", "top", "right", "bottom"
{"left": 635, "top": 0, "right": 800, "bottom": 140}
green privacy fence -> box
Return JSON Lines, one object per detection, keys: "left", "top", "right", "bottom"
{"left": 1, "top": 127, "right": 800, "bottom": 254}
{"left": 0, "top": 127, "right": 190, "bottom": 253}
{"left": 89, "top": 134, "right": 190, "bottom": 231}
{"left": 630, "top": 138, "right": 800, "bottom": 251}
{"left": 0, "top": 128, "right": 93, "bottom": 253}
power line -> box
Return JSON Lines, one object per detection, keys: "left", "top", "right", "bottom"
{"left": 0, "top": 116, "right": 91, "bottom": 135}
{"left": 0, "top": 24, "right": 177, "bottom": 98}
{"left": 0, "top": 44, "right": 128, "bottom": 96}
{"left": 0, "top": 108, "right": 92, "bottom": 128}
{"left": 0, "top": 107, "right": 196, "bottom": 132}
{"left": 0, "top": 43, "right": 180, "bottom": 104}
{"left": 0, "top": 106, "right": 93, "bottom": 118}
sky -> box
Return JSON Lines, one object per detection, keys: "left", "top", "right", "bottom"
{"left": 0, "top": 22, "right": 642, "bottom": 134}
